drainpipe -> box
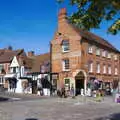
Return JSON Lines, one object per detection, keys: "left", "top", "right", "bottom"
{"left": 50, "top": 42, "right": 53, "bottom": 96}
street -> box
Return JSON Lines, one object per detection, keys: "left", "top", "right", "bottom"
{"left": 0, "top": 95, "right": 120, "bottom": 120}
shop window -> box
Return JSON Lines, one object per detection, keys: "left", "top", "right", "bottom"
{"left": 64, "top": 78, "right": 70, "bottom": 90}
{"left": 62, "top": 40, "right": 69, "bottom": 52}
{"left": 0, "top": 64, "right": 4, "bottom": 73}
{"left": 0, "top": 76, "right": 4, "bottom": 84}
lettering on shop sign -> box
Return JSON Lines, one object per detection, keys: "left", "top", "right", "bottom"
{"left": 52, "top": 51, "right": 81, "bottom": 60}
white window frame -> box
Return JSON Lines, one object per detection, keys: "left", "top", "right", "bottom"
{"left": 62, "top": 40, "right": 69, "bottom": 53}
{"left": 103, "top": 64, "right": 106, "bottom": 74}
{"left": 88, "top": 45, "right": 93, "bottom": 54}
{"left": 96, "top": 63, "right": 100, "bottom": 73}
{"left": 108, "top": 65, "right": 112, "bottom": 75}
{"left": 102, "top": 50, "right": 107, "bottom": 57}
{"left": 88, "top": 62, "right": 93, "bottom": 73}
{"left": 114, "top": 54, "right": 118, "bottom": 60}
{"left": 107, "top": 53, "right": 111, "bottom": 59}
{"left": 96, "top": 48, "right": 100, "bottom": 56}
{"left": 115, "top": 67, "right": 118, "bottom": 75}
{"left": 62, "top": 59, "right": 70, "bottom": 71}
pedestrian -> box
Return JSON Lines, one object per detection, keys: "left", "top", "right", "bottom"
{"left": 70, "top": 84, "right": 75, "bottom": 98}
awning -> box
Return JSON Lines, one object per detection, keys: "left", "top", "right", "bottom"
{"left": 4, "top": 74, "right": 16, "bottom": 78}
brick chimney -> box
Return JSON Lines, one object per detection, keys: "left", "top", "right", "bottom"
{"left": 27, "top": 51, "right": 34, "bottom": 57}
{"left": 58, "top": 8, "right": 67, "bottom": 30}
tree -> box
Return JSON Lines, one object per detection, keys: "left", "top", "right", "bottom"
{"left": 57, "top": 0, "right": 120, "bottom": 35}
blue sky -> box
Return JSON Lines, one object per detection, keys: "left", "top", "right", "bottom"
{"left": 0, "top": 0, "right": 120, "bottom": 54}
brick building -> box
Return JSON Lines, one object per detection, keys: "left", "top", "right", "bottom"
{"left": 51, "top": 8, "right": 120, "bottom": 95}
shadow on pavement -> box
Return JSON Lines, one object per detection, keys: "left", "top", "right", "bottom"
{"left": 94, "top": 113, "right": 120, "bottom": 120}
{"left": 0, "top": 97, "right": 9, "bottom": 102}
{"left": 25, "top": 118, "right": 38, "bottom": 120}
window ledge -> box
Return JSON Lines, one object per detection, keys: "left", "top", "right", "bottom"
{"left": 62, "top": 69, "right": 70, "bottom": 72}
{"left": 62, "top": 51, "right": 70, "bottom": 53}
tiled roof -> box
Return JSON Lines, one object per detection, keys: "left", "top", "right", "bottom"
{"left": 70, "top": 25, "right": 119, "bottom": 53}
{"left": 19, "top": 56, "right": 33, "bottom": 68}
{"left": 31, "top": 53, "right": 50, "bottom": 72}
{"left": 0, "top": 49, "right": 24, "bottom": 63}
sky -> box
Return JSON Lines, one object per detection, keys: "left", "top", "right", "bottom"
{"left": 0, "top": 0, "right": 120, "bottom": 55}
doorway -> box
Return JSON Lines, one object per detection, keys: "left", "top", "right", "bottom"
{"left": 75, "top": 71, "right": 85, "bottom": 95}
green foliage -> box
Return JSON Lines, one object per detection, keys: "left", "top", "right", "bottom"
{"left": 57, "top": 0, "right": 120, "bottom": 35}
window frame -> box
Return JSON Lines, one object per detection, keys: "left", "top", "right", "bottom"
{"left": 115, "top": 67, "right": 118, "bottom": 75}
{"left": 62, "top": 59, "right": 70, "bottom": 71}
{"left": 103, "top": 64, "right": 106, "bottom": 74}
{"left": 62, "top": 40, "right": 70, "bottom": 53}
{"left": 96, "top": 47, "right": 100, "bottom": 56}
{"left": 88, "top": 45, "right": 93, "bottom": 54}
{"left": 96, "top": 62, "right": 100, "bottom": 73}
{"left": 108, "top": 65, "right": 112, "bottom": 75}
{"left": 88, "top": 61, "right": 93, "bottom": 73}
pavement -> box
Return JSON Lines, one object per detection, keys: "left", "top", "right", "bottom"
{"left": 0, "top": 93, "right": 120, "bottom": 120}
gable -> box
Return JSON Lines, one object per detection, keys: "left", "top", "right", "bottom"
{"left": 10, "top": 56, "right": 20, "bottom": 67}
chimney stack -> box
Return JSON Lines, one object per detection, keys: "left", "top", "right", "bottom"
{"left": 58, "top": 8, "right": 67, "bottom": 22}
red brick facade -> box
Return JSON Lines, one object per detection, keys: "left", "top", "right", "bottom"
{"left": 51, "top": 8, "right": 120, "bottom": 94}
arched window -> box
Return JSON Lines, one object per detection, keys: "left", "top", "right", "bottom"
{"left": 61, "top": 40, "right": 69, "bottom": 52}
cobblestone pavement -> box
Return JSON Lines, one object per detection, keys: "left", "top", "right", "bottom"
{"left": 0, "top": 96, "right": 120, "bottom": 120}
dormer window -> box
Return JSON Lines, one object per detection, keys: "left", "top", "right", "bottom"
{"left": 62, "top": 40, "right": 69, "bottom": 52}
{"left": 88, "top": 45, "right": 93, "bottom": 54}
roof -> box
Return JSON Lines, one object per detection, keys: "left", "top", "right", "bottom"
{"left": 31, "top": 53, "right": 50, "bottom": 72}
{"left": 0, "top": 49, "right": 24, "bottom": 63}
{"left": 19, "top": 56, "right": 33, "bottom": 68}
{"left": 70, "top": 25, "right": 119, "bottom": 53}
{"left": 58, "top": 8, "right": 119, "bottom": 53}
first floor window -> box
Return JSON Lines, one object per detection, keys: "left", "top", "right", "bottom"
{"left": 115, "top": 67, "right": 118, "bottom": 75}
{"left": 108, "top": 65, "right": 111, "bottom": 75}
{"left": 103, "top": 64, "right": 106, "bottom": 74}
{"left": 96, "top": 63, "right": 100, "bottom": 73}
{"left": 62, "top": 59, "right": 70, "bottom": 71}
{"left": 88, "top": 62, "right": 93, "bottom": 73}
